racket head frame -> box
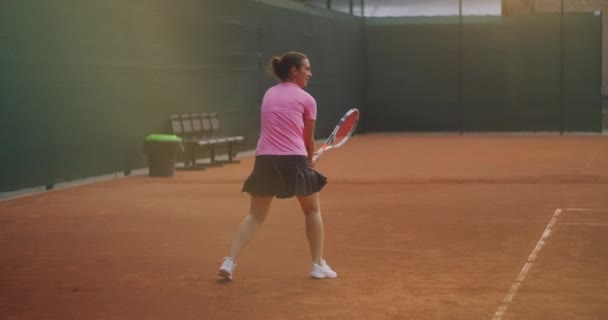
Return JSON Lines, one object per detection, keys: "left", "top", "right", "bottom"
{"left": 313, "top": 108, "right": 359, "bottom": 161}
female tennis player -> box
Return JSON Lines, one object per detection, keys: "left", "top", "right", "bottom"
{"left": 218, "top": 52, "right": 337, "bottom": 280}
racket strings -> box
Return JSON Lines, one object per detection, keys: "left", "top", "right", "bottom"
{"left": 332, "top": 113, "right": 358, "bottom": 145}
{"left": 313, "top": 108, "right": 359, "bottom": 161}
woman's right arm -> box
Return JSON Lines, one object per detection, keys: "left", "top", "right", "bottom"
{"left": 303, "top": 119, "right": 316, "bottom": 167}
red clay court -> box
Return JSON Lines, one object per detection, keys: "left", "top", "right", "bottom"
{"left": 1, "top": 134, "right": 607, "bottom": 320}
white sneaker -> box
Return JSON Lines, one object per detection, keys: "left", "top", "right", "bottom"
{"left": 218, "top": 257, "right": 236, "bottom": 280}
{"left": 310, "top": 259, "right": 337, "bottom": 279}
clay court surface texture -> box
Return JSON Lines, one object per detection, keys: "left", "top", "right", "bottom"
{"left": 1, "top": 134, "right": 607, "bottom": 320}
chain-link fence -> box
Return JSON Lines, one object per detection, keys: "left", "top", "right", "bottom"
{"left": 294, "top": 0, "right": 607, "bottom": 97}
{"left": 296, "top": 0, "right": 502, "bottom": 17}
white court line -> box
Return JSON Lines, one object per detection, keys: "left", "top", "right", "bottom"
{"left": 560, "top": 222, "right": 608, "bottom": 227}
{"left": 585, "top": 151, "right": 597, "bottom": 169}
{"left": 562, "top": 208, "right": 605, "bottom": 213}
{"left": 492, "top": 208, "right": 562, "bottom": 320}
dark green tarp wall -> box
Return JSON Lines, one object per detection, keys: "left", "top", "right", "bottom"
{"left": 0, "top": 0, "right": 364, "bottom": 192}
{"left": 364, "top": 14, "right": 601, "bottom": 133}
{"left": 0, "top": 0, "right": 601, "bottom": 192}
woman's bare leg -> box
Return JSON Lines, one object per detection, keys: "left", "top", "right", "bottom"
{"left": 297, "top": 192, "right": 324, "bottom": 264}
{"left": 227, "top": 196, "right": 273, "bottom": 259}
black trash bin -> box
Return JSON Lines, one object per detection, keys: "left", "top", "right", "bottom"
{"left": 143, "top": 134, "right": 183, "bottom": 177}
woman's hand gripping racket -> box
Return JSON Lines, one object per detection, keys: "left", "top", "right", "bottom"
{"left": 313, "top": 108, "right": 360, "bottom": 162}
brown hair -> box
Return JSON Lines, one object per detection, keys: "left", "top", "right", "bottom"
{"left": 268, "top": 52, "right": 308, "bottom": 81}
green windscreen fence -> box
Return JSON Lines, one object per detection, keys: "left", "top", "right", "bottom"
{"left": 365, "top": 17, "right": 462, "bottom": 132}
{"left": 364, "top": 14, "right": 601, "bottom": 133}
{"left": 0, "top": 0, "right": 364, "bottom": 192}
{"left": 0, "top": 0, "right": 601, "bottom": 193}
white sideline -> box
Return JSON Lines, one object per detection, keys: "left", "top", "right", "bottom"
{"left": 562, "top": 208, "right": 603, "bottom": 212}
{"left": 491, "top": 208, "right": 563, "bottom": 320}
{"left": 585, "top": 151, "right": 597, "bottom": 169}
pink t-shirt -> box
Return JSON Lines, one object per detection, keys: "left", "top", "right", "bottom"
{"left": 255, "top": 82, "right": 317, "bottom": 156}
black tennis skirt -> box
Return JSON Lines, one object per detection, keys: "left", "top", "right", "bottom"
{"left": 242, "top": 155, "right": 327, "bottom": 199}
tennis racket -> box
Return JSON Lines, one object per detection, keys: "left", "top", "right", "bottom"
{"left": 313, "top": 108, "right": 360, "bottom": 162}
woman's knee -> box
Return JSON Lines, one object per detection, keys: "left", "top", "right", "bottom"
{"left": 249, "top": 196, "right": 272, "bottom": 222}
{"left": 297, "top": 193, "right": 321, "bottom": 215}
{"left": 301, "top": 207, "right": 321, "bottom": 216}
{"left": 248, "top": 211, "right": 267, "bottom": 224}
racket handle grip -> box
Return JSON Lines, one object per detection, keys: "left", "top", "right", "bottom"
{"left": 312, "top": 151, "right": 321, "bottom": 162}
